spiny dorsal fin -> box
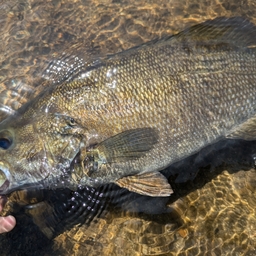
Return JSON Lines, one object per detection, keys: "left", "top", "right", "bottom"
{"left": 115, "top": 172, "right": 173, "bottom": 197}
{"left": 43, "top": 42, "right": 105, "bottom": 84}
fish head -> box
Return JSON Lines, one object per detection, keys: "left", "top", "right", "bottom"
{"left": 0, "top": 111, "right": 85, "bottom": 195}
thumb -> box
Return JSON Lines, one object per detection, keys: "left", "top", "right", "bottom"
{"left": 0, "top": 215, "right": 16, "bottom": 233}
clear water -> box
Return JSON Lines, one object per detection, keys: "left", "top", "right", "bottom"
{"left": 1, "top": 0, "right": 256, "bottom": 255}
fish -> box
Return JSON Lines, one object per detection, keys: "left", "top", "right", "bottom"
{"left": 0, "top": 17, "right": 256, "bottom": 197}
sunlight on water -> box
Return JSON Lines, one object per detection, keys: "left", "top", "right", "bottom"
{"left": 1, "top": 0, "right": 256, "bottom": 255}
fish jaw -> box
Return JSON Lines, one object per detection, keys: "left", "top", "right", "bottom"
{"left": 0, "top": 162, "right": 11, "bottom": 194}
{"left": 0, "top": 156, "right": 78, "bottom": 195}
{"left": 0, "top": 161, "right": 28, "bottom": 195}
{"left": 0, "top": 111, "right": 86, "bottom": 195}
{"left": 0, "top": 158, "right": 49, "bottom": 195}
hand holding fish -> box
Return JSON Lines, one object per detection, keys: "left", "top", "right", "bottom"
{"left": 0, "top": 196, "right": 16, "bottom": 234}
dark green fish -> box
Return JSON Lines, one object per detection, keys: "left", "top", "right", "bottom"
{"left": 0, "top": 17, "right": 256, "bottom": 197}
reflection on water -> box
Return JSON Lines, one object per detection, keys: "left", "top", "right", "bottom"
{"left": 1, "top": 0, "right": 256, "bottom": 255}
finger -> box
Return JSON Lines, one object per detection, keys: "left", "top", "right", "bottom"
{"left": 0, "top": 216, "right": 16, "bottom": 233}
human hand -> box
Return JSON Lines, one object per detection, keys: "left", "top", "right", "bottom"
{"left": 0, "top": 196, "right": 16, "bottom": 233}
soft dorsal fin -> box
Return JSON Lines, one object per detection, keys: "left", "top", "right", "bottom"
{"left": 175, "top": 17, "right": 256, "bottom": 48}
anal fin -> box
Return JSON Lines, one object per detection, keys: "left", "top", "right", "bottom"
{"left": 115, "top": 172, "right": 173, "bottom": 197}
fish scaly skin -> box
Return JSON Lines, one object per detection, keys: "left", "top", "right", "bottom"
{"left": 0, "top": 17, "right": 256, "bottom": 196}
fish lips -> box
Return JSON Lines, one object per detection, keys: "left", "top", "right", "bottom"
{"left": 0, "top": 162, "right": 12, "bottom": 195}
{"left": 0, "top": 180, "right": 10, "bottom": 194}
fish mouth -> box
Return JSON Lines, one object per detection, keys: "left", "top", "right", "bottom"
{"left": 0, "top": 163, "right": 11, "bottom": 194}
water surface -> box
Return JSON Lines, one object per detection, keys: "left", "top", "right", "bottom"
{"left": 1, "top": 0, "right": 256, "bottom": 255}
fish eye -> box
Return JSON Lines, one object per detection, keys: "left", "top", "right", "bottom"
{"left": 0, "top": 131, "right": 13, "bottom": 150}
{"left": 0, "top": 138, "right": 12, "bottom": 149}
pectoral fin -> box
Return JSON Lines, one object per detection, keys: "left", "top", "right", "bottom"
{"left": 226, "top": 115, "right": 256, "bottom": 140}
{"left": 25, "top": 201, "right": 56, "bottom": 239}
{"left": 92, "top": 127, "right": 159, "bottom": 163}
{"left": 115, "top": 172, "right": 173, "bottom": 197}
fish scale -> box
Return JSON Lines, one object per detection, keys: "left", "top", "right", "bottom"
{"left": 0, "top": 17, "right": 256, "bottom": 197}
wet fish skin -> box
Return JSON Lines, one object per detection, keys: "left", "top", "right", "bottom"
{"left": 0, "top": 17, "right": 256, "bottom": 196}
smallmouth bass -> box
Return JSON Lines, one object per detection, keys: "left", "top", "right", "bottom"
{"left": 0, "top": 17, "right": 256, "bottom": 197}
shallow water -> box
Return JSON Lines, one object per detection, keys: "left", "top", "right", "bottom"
{"left": 1, "top": 0, "right": 256, "bottom": 255}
